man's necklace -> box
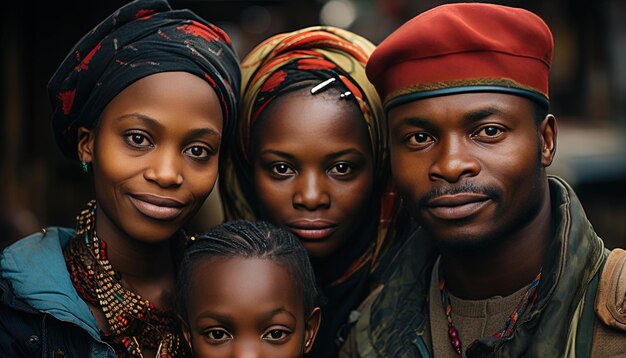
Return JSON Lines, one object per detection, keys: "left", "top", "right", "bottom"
{"left": 438, "top": 262, "right": 541, "bottom": 357}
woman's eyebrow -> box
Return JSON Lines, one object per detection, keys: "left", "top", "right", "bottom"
{"left": 185, "top": 127, "right": 222, "bottom": 141}
{"left": 258, "top": 149, "right": 297, "bottom": 161}
{"left": 117, "top": 112, "right": 162, "bottom": 128}
{"left": 325, "top": 148, "right": 365, "bottom": 161}
{"left": 117, "top": 112, "right": 221, "bottom": 140}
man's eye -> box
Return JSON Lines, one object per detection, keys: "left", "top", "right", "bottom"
{"left": 271, "top": 163, "right": 295, "bottom": 176}
{"left": 328, "top": 163, "right": 353, "bottom": 176}
{"left": 474, "top": 126, "right": 504, "bottom": 138}
{"left": 205, "top": 328, "right": 232, "bottom": 343}
{"left": 407, "top": 133, "right": 434, "bottom": 146}
{"left": 262, "top": 329, "right": 290, "bottom": 342}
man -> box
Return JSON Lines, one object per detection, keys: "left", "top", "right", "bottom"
{"left": 341, "top": 3, "right": 626, "bottom": 357}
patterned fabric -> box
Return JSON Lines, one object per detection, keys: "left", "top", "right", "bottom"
{"left": 48, "top": 0, "right": 240, "bottom": 159}
{"left": 220, "top": 25, "right": 398, "bottom": 274}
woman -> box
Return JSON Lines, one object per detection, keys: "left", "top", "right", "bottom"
{"left": 220, "top": 26, "right": 399, "bottom": 357}
{"left": 0, "top": 0, "right": 239, "bottom": 357}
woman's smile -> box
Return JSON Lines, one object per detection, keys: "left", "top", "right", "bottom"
{"left": 128, "top": 193, "right": 187, "bottom": 221}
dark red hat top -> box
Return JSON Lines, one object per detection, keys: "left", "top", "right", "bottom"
{"left": 366, "top": 3, "right": 553, "bottom": 111}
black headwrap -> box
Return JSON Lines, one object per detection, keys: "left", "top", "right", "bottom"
{"left": 48, "top": 0, "right": 240, "bottom": 159}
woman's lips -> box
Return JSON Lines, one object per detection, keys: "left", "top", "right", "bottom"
{"left": 289, "top": 227, "right": 337, "bottom": 240}
{"left": 129, "top": 194, "right": 185, "bottom": 221}
{"left": 286, "top": 220, "right": 338, "bottom": 240}
{"left": 426, "top": 193, "right": 491, "bottom": 221}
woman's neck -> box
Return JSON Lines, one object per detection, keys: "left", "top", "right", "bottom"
{"left": 311, "top": 217, "right": 377, "bottom": 287}
{"left": 94, "top": 206, "right": 175, "bottom": 296}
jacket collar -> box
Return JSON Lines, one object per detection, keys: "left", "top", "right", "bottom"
{"left": 369, "top": 176, "right": 606, "bottom": 357}
{"left": 470, "top": 176, "right": 606, "bottom": 356}
{"left": 0, "top": 227, "right": 101, "bottom": 340}
{"left": 369, "top": 225, "right": 437, "bottom": 356}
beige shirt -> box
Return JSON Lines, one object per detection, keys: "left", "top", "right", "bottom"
{"left": 427, "top": 257, "right": 530, "bottom": 358}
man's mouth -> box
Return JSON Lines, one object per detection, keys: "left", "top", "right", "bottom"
{"left": 425, "top": 193, "right": 491, "bottom": 220}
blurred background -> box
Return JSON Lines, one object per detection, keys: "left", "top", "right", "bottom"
{"left": 2, "top": 0, "right": 625, "bottom": 249}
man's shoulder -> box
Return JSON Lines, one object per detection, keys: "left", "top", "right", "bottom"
{"left": 595, "top": 248, "right": 626, "bottom": 330}
{"left": 592, "top": 248, "right": 626, "bottom": 356}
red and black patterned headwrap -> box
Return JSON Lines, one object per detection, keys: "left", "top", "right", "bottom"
{"left": 48, "top": 0, "right": 240, "bottom": 159}
{"left": 221, "top": 27, "right": 400, "bottom": 285}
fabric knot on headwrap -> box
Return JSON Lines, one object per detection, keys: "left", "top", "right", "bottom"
{"left": 48, "top": 0, "right": 240, "bottom": 159}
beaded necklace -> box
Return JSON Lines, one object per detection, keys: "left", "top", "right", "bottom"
{"left": 438, "top": 262, "right": 541, "bottom": 357}
{"left": 64, "top": 200, "right": 190, "bottom": 357}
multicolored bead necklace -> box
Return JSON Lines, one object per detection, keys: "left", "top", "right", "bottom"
{"left": 64, "top": 200, "right": 190, "bottom": 357}
{"left": 438, "top": 261, "right": 541, "bottom": 357}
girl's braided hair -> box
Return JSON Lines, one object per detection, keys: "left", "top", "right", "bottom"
{"left": 176, "top": 220, "right": 319, "bottom": 319}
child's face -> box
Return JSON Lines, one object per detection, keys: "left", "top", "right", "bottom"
{"left": 252, "top": 92, "right": 374, "bottom": 258}
{"left": 77, "top": 71, "right": 223, "bottom": 243}
{"left": 184, "top": 257, "right": 320, "bottom": 357}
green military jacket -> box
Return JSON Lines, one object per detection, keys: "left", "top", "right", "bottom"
{"left": 348, "top": 176, "right": 626, "bottom": 357}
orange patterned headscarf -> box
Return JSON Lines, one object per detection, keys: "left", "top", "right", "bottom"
{"left": 220, "top": 26, "right": 398, "bottom": 280}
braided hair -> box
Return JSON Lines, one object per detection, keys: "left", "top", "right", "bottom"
{"left": 176, "top": 220, "right": 319, "bottom": 320}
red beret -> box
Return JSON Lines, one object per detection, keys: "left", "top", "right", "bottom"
{"left": 366, "top": 3, "right": 553, "bottom": 110}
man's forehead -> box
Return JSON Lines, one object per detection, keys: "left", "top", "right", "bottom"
{"left": 387, "top": 92, "right": 536, "bottom": 124}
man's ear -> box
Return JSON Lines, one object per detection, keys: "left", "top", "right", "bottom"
{"left": 304, "top": 307, "right": 321, "bottom": 354}
{"left": 539, "top": 114, "right": 557, "bottom": 167}
{"left": 77, "top": 127, "right": 95, "bottom": 163}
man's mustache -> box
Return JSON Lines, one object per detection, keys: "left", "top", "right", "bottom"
{"left": 418, "top": 182, "right": 501, "bottom": 207}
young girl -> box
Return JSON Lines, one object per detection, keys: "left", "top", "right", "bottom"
{"left": 176, "top": 220, "right": 321, "bottom": 357}
{"left": 0, "top": 0, "right": 239, "bottom": 357}
{"left": 220, "top": 26, "right": 400, "bottom": 357}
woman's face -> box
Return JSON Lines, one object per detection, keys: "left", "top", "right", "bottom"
{"left": 184, "top": 257, "right": 320, "bottom": 357}
{"left": 78, "top": 71, "right": 223, "bottom": 244}
{"left": 252, "top": 90, "right": 374, "bottom": 258}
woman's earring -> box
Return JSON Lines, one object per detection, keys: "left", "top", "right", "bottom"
{"left": 81, "top": 161, "right": 89, "bottom": 173}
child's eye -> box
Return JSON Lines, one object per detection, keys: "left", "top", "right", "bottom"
{"left": 271, "top": 163, "right": 295, "bottom": 176}
{"left": 204, "top": 328, "right": 232, "bottom": 344}
{"left": 184, "top": 145, "right": 213, "bottom": 160}
{"left": 262, "top": 328, "right": 290, "bottom": 343}
{"left": 328, "top": 163, "right": 353, "bottom": 176}
{"left": 125, "top": 132, "right": 153, "bottom": 148}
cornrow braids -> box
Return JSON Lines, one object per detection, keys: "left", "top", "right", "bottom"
{"left": 176, "top": 220, "right": 319, "bottom": 321}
